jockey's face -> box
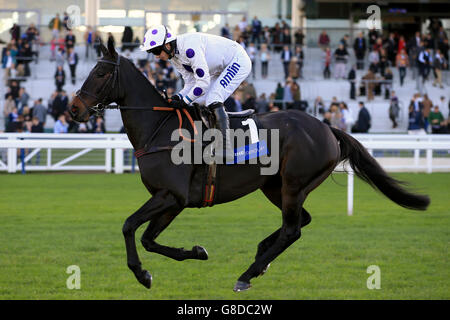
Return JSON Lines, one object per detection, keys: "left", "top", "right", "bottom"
{"left": 154, "top": 44, "right": 171, "bottom": 61}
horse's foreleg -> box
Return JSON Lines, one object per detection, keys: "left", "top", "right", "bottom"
{"left": 140, "top": 209, "right": 208, "bottom": 261}
{"left": 122, "top": 190, "right": 179, "bottom": 289}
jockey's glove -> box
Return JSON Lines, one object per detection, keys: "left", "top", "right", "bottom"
{"left": 169, "top": 98, "right": 189, "bottom": 109}
{"left": 170, "top": 94, "right": 181, "bottom": 101}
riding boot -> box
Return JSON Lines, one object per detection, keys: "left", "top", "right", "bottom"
{"left": 209, "top": 102, "right": 234, "bottom": 163}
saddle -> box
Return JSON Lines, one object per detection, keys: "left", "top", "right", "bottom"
{"left": 193, "top": 103, "right": 255, "bottom": 129}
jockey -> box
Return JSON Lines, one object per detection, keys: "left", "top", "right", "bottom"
{"left": 140, "top": 25, "right": 252, "bottom": 160}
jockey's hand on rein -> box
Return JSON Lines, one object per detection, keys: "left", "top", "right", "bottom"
{"left": 168, "top": 98, "right": 188, "bottom": 109}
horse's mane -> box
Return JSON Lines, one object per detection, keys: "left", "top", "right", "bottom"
{"left": 120, "top": 55, "right": 166, "bottom": 105}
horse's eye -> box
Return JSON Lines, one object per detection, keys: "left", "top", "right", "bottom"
{"left": 98, "top": 73, "right": 105, "bottom": 77}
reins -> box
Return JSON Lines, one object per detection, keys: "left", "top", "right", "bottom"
{"left": 101, "top": 104, "right": 199, "bottom": 143}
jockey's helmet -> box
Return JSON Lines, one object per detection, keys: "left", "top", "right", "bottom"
{"left": 140, "top": 25, "right": 176, "bottom": 57}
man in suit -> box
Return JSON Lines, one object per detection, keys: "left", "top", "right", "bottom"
{"left": 281, "top": 45, "right": 292, "bottom": 79}
{"left": 353, "top": 32, "right": 366, "bottom": 70}
{"left": 351, "top": 102, "right": 371, "bottom": 133}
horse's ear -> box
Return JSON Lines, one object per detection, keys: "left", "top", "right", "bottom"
{"left": 100, "top": 43, "right": 108, "bottom": 57}
{"left": 107, "top": 40, "right": 117, "bottom": 58}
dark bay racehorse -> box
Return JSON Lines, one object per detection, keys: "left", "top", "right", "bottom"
{"left": 69, "top": 42, "right": 430, "bottom": 291}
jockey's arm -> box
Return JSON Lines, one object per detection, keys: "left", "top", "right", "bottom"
{"left": 178, "top": 46, "right": 210, "bottom": 105}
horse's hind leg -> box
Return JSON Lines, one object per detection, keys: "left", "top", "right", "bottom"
{"left": 141, "top": 209, "right": 208, "bottom": 261}
{"left": 122, "top": 190, "right": 179, "bottom": 289}
{"left": 234, "top": 186, "right": 306, "bottom": 292}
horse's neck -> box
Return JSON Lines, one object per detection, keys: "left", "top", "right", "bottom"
{"left": 118, "top": 63, "right": 167, "bottom": 150}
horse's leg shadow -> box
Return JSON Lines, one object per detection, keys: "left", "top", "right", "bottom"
{"left": 141, "top": 209, "right": 208, "bottom": 261}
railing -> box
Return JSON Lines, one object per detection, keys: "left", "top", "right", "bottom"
{"left": 0, "top": 133, "right": 134, "bottom": 174}
{"left": 343, "top": 134, "right": 450, "bottom": 216}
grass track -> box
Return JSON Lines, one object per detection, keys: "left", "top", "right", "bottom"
{"left": 0, "top": 172, "right": 448, "bottom": 299}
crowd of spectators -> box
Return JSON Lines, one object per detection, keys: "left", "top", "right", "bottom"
{"left": 0, "top": 15, "right": 449, "bottom": 135}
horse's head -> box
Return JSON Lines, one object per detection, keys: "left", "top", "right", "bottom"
{"left": 69, "top": 41, "right": 121, "bottom": 122}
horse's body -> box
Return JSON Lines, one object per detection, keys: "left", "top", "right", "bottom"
{"left": 70, "top": 43, "right": 429, "bottom": 291}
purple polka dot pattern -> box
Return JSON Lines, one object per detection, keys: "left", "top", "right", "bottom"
{"left": 182, "top": 64, "right": 193, "bottom": 72}
{"left": 152, "top": 29, "right": 158, "bottom": 35}
{"left": 150, "top": 41, "right": 156, "bottom": 46}
{"left": 193, "top": 87, "right": 203, "bottom": 96}
{"left": 167, "top": 33, "right": 171, "bottom": 38}
{"left": 186, "top": 49, "right": 195, "bottom": 58}
{"left": 196, "top": 68, "right": 205, "bottom": 77}
{"left": 143, "top": 37, "right": 146, "bottom": 43}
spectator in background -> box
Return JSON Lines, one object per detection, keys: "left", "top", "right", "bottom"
{"left": 396, "top": 48, "right": 409, "bottom": 86}
{"left": 67, "top": 47, "right": 78, "bottom": 85}
{"left": 54, "top": 114, "right": 68, "bottom": 133}
{"left": 361, "top": 69, "right": 376, "bottom": 101}
{"left": 318, "top": 30, "right": 330, "bottom": 51}
{"left": 63, "top": 12, "right": 70, "bottom": 30}
{"left": 65, "top": 29, "right": 76, "bottom": 52}
{"left": 221, "top": 24, "right": 231, "bottom": 39}
{"left": 351, "top": 102, "right": 371, "bottom": 133}
{"left": 49, "top": 13, "right": 62, "bottom": 39}
{"left": 322, "top": 111, "right": 332, "bottom": 126}
{"left": 333, "top": 43, "right": 349, "bottom": 79}
{"left": 251, "top": 16, "right": 262, "bottom": 45}
{"left": 429, "top": 106, "right": 447, "bottom": 133}
{"left": 408, "top": 103, "right": 425, "bottom": 134}
{"left": 9, "top": 23, "right": 21, "bottom": 41}
{"left": 259, "top": 43, "right": 270, "bottom": 79}
{"left": 422, "top": 94, "right": 433, "bottom": 132}
{"left": 288, "top": 56, "right": 300, "bottom": 80}
{"left": 84, "top": 26, "right": 95, "bottom": 59}
{"left": 353, "top": 32, "right": 366, "bottom": 70}
{"left": 274, "top": 82, "right": 284, "bottom": 109}
{"left": 255, "top": 93, "right": 269, "bottom": 113}
{"left": 389, "top": 90, "right": 400, "bottom": 129}
{"left": 383, "top": 68, "right": 393, "bottom": 99}
{"left": 93, "top": 117, "right": 106, "bottom": 134}
{"left": 246, "top": 43, "right": 257, "bottom": 79}
{"left": 329, "top": 104, "right": 344, "bottom": 130}
{"left": 55, "top": 47, "right": 65, "bottom": 68}
{"left": 281, "top": 45, "right": 292, "bottom": 79}
{"left": 323, "top": 47, "right": 331, "bottom": 79}
{"left": 346, "top": 65, "right": 356, "bottom": 100}
{"left": 282, "top": 78, "right": 294, "bottom": 109}
{"left": 432, "top": 50, "right": 447, "bottom": 88}
{"left": 32, "top": 98, "right": 47, "bottom": 126}
{"left": 281, "top": 29, "right": 291, "bottom": 45}
{"left": 294, "top": 29, "right": 304, "bottom": 47}
{"left": 232, "top": 25, "right": 241, "bottom": 41}
{"left": 54, "top": 65, "right": 65, "bottom": 92}
{"left": 294, "top": 46, "right": 304, "bottom": 79}
{"left": 417, "top": 46, "right": 432, "bottom": 85}
{"left": 94, "top": 31, "right": 103, "bottom": 58}
{"left": 314, "top": 96, "right": 326, "bottom": 115}
{"left": 3, "top": 93, "right": 16, "bottom": 129}
{"left": 17, "top": 87, "right": 30, "bottom": 113}
{"left": 385, "top": 33, "right": 397, "bottom": 66}
{"left": 238, "top": 17, "right": 248, "bottom": 33}
{"left": 368, "top": 28, "right": 379, "bottom": 47}
{"left": 50, "top": 90, "right": 68, "bottom": 121}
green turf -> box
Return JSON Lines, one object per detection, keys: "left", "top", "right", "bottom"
{"left": 0, "top": 172, "right": 448, "bottom": 300}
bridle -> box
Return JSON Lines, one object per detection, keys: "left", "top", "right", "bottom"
{"left": 71, "top": 53, "right": 198, "bottom": 144}
{"left": 72, "top": 54, "right": 121, "bottom": 120}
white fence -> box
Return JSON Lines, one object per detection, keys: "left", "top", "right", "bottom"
{"left": 1, "top": 133, "right": 450, "bottom": 216}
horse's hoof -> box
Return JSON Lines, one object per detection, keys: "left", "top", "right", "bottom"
{"left": 259, "top": 263, "right": 270, "bottom": 277}
{"left": 139, "top": 270, "right": 152, "bottom": 289}
{"left": 233, "top": 281, "right": 251, "bottom": 292}
{"left": 193, "top": 245, "right": 208, "bottom": 260}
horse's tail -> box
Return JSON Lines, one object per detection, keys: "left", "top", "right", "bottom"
{"left": 330, "top": 127, "right": 430, "bottom": 211}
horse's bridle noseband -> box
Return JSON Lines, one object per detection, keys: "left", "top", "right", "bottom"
{"left": 72, "top": 55, "right": 121, "bottom": 120}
